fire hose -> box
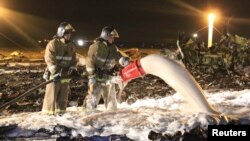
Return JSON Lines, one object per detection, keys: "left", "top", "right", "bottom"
{"left": 118, "top": 55, "right": 219, "bottom": 114}
{"left": 0, "top": 79, "right": 54, "bottom": 111}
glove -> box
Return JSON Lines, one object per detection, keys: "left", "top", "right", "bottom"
{"left": 43, "top": 68, "right": 50, "bottom": 81}
{"left": 119, "top": 57, "right": 129, "bottom": 67}
{"left": 68, "top": 69, "right": 79, "bottom": 77}
{"left": 53, "top": 73, "right": 61, "bottom": 82}
{"left": 88, "top": 74, "right": 96, "bottom": 85}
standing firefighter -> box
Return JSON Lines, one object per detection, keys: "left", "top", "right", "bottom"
{"left": 42, "top": 22, "right": 78, "bottom": 115}
{"left": 84, "top": 26, "right": 129, "bottom": 111}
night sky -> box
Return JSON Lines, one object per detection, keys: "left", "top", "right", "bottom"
{"left": 0, "top": 0, "right": 250, "bottom": 48}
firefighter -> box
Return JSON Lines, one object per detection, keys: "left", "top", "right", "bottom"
{"left": 42, "top": 22, "right": 78, "bottom": 115}
{"left": 84, "top": 26, "right": 129, "bottom": 111}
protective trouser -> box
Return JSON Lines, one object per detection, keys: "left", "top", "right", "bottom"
{"left": 42, "top": 80, "right": 70, "bottom": 115}
{"left": 85, "top": 82, "right": 117, "bottom": 111}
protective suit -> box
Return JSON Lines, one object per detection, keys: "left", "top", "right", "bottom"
{"left": 84, "top": 38, "right": 122, "bottom": 110}
{"left": 84, "top": 26, "right": 128, "bottom": 111}
{"left": 42, "top": 22, "right": 77, "bottom": 115}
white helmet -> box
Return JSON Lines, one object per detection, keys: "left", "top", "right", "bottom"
{"left": 100, "top": 26, "right": 119, "bottom": 40}
{"left": 56, "top": 22, "right": 76, "bottom": 38}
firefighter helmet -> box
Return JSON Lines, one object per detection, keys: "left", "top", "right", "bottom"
{"left": 100, "top": 26, "right": 119, "bottom": 40}
{"left": 56, "top": 22, "right": 76, "bottom": 38}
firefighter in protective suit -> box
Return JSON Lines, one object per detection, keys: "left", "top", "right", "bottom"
{"left": 85, "top": 26, "right": 129, "bottom": 111}
{"left": 42, "top": 22, "right": 78, "bottom": 115}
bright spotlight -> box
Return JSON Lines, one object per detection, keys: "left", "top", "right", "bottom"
{"left": 193, "top": 33, "right": 198, "bottom": 38}
{"left": 77, "top": 39, "right": 84, "bottom": 46}
{"left": 208, "top": 13, "right": 215, "bottom": 48}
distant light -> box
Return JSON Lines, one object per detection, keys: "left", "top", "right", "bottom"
{"left": 77, "top": 39, "right": 84, "bottom": 46}
{"left": 193, "top": 33, "right": 198, "bottom": 38}
{"left": 208, "top": 13, "right": 215, "bottom": 48}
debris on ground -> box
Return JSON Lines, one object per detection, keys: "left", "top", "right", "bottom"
{"left": 0, "top": 124, "right": 133, "bottom": 141}
{"left": 0, "top": 50, "right": 43, "bottom": 63}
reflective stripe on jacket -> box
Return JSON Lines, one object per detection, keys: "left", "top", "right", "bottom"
{"left": 44, "top": 38, "right": 77, "bottom": 74}
{"left": 86, "top": 40, "right": 122, "bottom": 75}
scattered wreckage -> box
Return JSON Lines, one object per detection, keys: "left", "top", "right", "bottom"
{"left": 160, "top": 33, "right": 250, "bottom": 90}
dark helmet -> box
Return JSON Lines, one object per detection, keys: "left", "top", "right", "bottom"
{"left": 56, "top": 22, "right": 76, "bottom": 38}
{"left": 100, "top": 26, "right": 119, "bottom": 40}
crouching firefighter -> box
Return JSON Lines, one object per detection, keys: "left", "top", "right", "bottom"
{"left": 84, "top": 26, "right": 129, "bottom": 111}
{"left": 42, "top": 22, "right": 78, "bottom": 115}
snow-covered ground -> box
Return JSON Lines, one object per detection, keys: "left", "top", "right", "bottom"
{"left": 0, "top": 89, "right": 249, "bottom": 140}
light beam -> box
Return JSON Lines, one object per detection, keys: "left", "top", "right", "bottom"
{"left": 208, "top": 13, "right": 215, "bottom": 48}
